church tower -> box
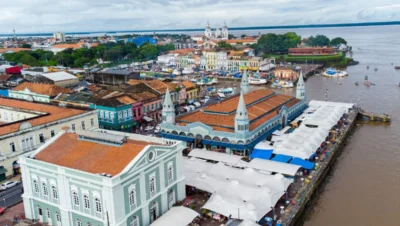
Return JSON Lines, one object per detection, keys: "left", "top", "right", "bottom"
{"left": 240, "top": 70, "right": 250, "bottom": 94}
{"left": 205, "top": 21, "right": 212, "bottom": 39}
{"left": 235, "top": 92, "right": 249, "bottom": 133}
{"left": 162, "top": 88, "right": 175, "bottom": 124}
{"left": 222, "top": 21, "right": 229, "bottom": 40}
{"left": 296, "top": 70, "right": 306, "bottom": 100}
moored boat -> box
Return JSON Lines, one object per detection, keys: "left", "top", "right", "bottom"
{"left": 322, "top": 67, "right": 348, "bottom": 77}
{"left": 217, "top": 87, "right": 236, "bottom": 95}
{"left": 281, "top": 81, "right": 294, "bottom": 88}
{"left": 395, "top": 66, "right": 400, "bottom": 70}
{"left": 249, "top": 77, "right": 267, "bottom": 85}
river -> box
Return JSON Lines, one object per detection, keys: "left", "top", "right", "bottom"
{"left": 229, "top": 26, "right": 400, "bottom": 226}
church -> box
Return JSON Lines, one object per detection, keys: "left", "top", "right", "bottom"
{"left": 204, "top": 21, "right": 229, "bottom": 40}
{"left": 159, "top": 71, "right": 307, "bottom": 156}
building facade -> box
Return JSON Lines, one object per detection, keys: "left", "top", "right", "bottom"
{"left": 20, "top": 129, "right": 186, "bottom": 226}
{"left": 90, "top": 98, "right": 133, "bottom": 132}
{"left": 216, "top": 51, "right": 228, "bottom": 70}
{"left": 9, "top": 82, "right": 72, "bottom": 103}
{"left": 53, "top": 32, "right": 66, "bottom": 43}
{"left": 204, "top": 22, "right": 228, "bottom": 40}
{"left": 0, "top": 98, "right": 98, "bottom": 180}
{"left": 203, "top": 50, "right": 216, "bottom": 71}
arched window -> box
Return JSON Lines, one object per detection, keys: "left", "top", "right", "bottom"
{"left": 52, "top": 185, "right": 58, "bottom": 200}
{"left": 150, "top": 176, "right": 156, "bottom": 196}
{"left": 129, "top": 190, "right": 136, "bottom": 210}
{"left": 46, "top": 209, "right": 51, "bottom": 218}
{"left": 167, "top": 164, "right": 174, "bottom": 184}
{"left": 76, "top": 220, "right": 82, "bottom": 226}
{"left": 84, "top": 194, "right": 90, "bottom": 209}
{"left": 130, "top": 216, "right": 139, "bottom": 226}
{"left": 95, "top": 198, "right": 102, "bottom": 213}
{"left": 42, "top": 182, "right": 48, "bottom": 197}
{"left": 72, "top": 191, "right": 79, "bottom": 206}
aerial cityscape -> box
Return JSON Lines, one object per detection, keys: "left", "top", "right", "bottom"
{"left": 0, "top": 1, "right": 400, "bottom": 226}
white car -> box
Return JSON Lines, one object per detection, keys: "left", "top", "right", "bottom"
{"left": 1, "top": 181, "right": 20, "bottom": 190}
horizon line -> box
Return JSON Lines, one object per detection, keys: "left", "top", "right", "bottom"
{"left": 1, "top": 20, "right": 400, "bottom": 36}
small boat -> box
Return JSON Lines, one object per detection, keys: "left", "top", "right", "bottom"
{"left": 364, "top": 81, "right": 371, "bottom": 86}
{"left": 355, "top": 82, "right": 359, "bottom": 86}
{"left": 322, "top": 68, "right": 348, "bottom": 77}
{"left": 366, "top": 65, "right": 370, "bottom": 69}
{"left": 374, "top": 68, "right": 378, "bottom": 72}
{"left": 249, "top": 77, "right": 267, "bottom": 85}
{"left": 217, "top": 87, "right": 236, "bottom": 95}
{"left": 281, "top": 81, "right": 294, "bottom": 88}
{"left": 398, "top": 82, "right": 400, "bottom": 87}
{"left": 395, "top": 66, "right": 400, "bottom": 70}
{"left": 195, "top": 77, "right": 218, "bottom": 86}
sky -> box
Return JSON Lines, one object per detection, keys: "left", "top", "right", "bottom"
{"left": 1, "top": 0, "right": 400, "bottom": 34}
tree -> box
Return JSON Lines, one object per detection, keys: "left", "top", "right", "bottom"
{"left": 217, "top": 41, "right": 232, "bottom": 49}
{"left": 228, "top": 34, "right": 235, "bottom": 40}
{"left": 307, "top": 35, "right": 330, "bottom": 47}
{"left": 330, "top": 37, "right": 347, "bottom": 47}
{"left": 21, "top": 43, "right": 31, "bottom": 48}
{"left": 139, "top": 43, "right": 159, "bottom": 60}
{"left": 241, "top": 34, "right": 247, "bottom": 39}
{"left": 257, "top": 33, "right": 278, "bottom": 54}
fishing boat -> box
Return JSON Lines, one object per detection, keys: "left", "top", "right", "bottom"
{"left": 355, "top": 82, "right": 359, "bottom": 86}
{"left": 374, "top": 68, "right": 378, "bottom": 72}
{"left": 395, "top": 66, "right": 400, "bottom": 70}
{"left": 217, "top": 87, "right": 236, "bottom": 95}
{"left": 195, "top": 77, "right": 218, "bottom": 86}
{"left": 366, "top": 65, "right": 370, "bottom": 69}
{"left": 322, "top": 68, "right": 348, "bottom": 77}
{"left": 271, "top": 80, "right": 282, "bottom": 89}
{"left": 249, "top": 70, "right": 267, "bottom": 85}
{"left": 281, "top": 81, "right": 294, "bottom": 88}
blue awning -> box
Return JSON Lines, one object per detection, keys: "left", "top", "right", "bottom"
{"left": 271, "top": 154, "right": 292, "bottom": 163}
{"left": 202, "top": 140, "right": 212, "bottom": 145}
{"left": 160, "top": 133, "right": 194, "bottom": 142}
{"left": 289, "top": 158, "right": 315, "bottom": 170}
{"left": 309, "top": 153, "right": 316, "bottom": 159}
{"left": 250, "top": 149, "right": 273, "bottom": 160}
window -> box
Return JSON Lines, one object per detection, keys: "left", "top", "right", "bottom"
{"left": 130, "top": 216, "right": 139, "bottom": 226}
{"left": 72, "top": 124, "right": 76, "bottom": 131}
{"left": 124, "top": 111, "right": 127, "bottom": 119}
{"left": 152, "top": 104, "right": 154, "bottom": 110}
{"left": 56, "top": 212, "right": 61, "bottom": 222}
{"left": 47, "top": 209, "right": 51, "bottom": 218}
{"left": 84, "top": 194, "right": 90, "bottom": 209}
{"left": 168, "top": 164, "right": 174, "bottom": 184}
{"left": 143, "top": 107, "right": 146, "bottom": 113}
{"left": 87, "top": 223, "right": 91, "bottom": 226}
{"left": 81, "top": 121, "right": 85, "bottom": 130}
{"left": 51, "top": 130, "right": 55, "bottom": 137}
{"left": 33, "top": 180, "right": 39, "bottom": 194}
{"left": 91, "top": 118, "right": 94, "bottom": 127}
{"left": 155, "top": 103, "right": 158, "bottom": 109}
{"left": 150, "top": 176, "right": 156, "bottom": 196}
{"left": 39, "top": 134, "right": 45, "bottom": 143}
{"left": 52, "top": 185, "right": 58, "bottom": 200}
{"left": 128, "top": 109, "right": 132, "bottom": 117}
{"left": 110, "top": 112, "right": 114, "bottom": 121}
{"left": 118, "top": 112, "right": 122, "bottom": 120}
{"left": 147, "top": 106, "right": 150, "bottom": 112}
{"left": 30, "top": 137, "right": 34, "bottom": 147}
{"left": 95, "top": 198, "right": 102, "bottom": 213}
{"left": 76, "top": 220, "right": 82, "bottom": 226}
{"left": 73, "top": 191, "right": 79, "bottom": 206}
{"left": 42, "top": 182, "right": 48, "bottom": 196}
{"left": 9, "top": 142, "right": 15, "bottom": 152}
{"left": 38, "top": 207, "right": 42, "bottom": 215}
{"left": 105, "top": 112, "right": 109, "bottom": 119}
{"left": 129, "top": 190, "right": 136, "bottom": 210}
{"left": 22, "top": 139, "right": 26, "bottom": 150}
{"left": 138, "top": 107, "right": 141, "bottom": 116}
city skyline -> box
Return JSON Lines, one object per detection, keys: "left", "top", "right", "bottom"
{"left": 1, "top": 0, "right": 400, "bottom": 33}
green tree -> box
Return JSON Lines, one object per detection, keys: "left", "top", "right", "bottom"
{"left": 307, "top": 35, "right": 330, "bottom": 47}
{"left": 257, "top": 33, "right": 278, "bottom": 53}
{"left": 228, "top": 34, "right": 235, "bottom": 40}
{"left": 21, "top": 43, "right": 31, "bottom": 48}
{"left": 241, "top": 34, "right": 247, "bottom": 39}
{"left": 217, "top": 41, "right": 232, "bottom": 49}
{"left": 330, "top": 37, "right": 347, "bottom": 47}
{"left": 139, "top": 43, "right": 159, "bottom": 60}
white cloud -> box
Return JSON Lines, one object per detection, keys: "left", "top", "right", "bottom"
{"left": 0, "top": 0, "right": 399, "bottom": 33}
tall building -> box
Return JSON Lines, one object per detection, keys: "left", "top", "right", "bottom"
{"left": 20, "top": 129, "right": 186, "bottom": 226}
{"left": 204, "top": 22, "right": 228, "bottom": 40}
{"left": 53, "top": 32, "right": 66, "bottom": 43}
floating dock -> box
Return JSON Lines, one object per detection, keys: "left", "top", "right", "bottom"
{"left": 359, "top": 111, "right": 391, "bottom": 122}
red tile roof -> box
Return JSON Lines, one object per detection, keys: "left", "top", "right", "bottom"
{"left": 12, "top": 82, "right": 73, "bottom": 96}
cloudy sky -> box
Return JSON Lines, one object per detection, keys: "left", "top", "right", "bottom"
{"left": 1, "top": 0, "right": 399, "bottom": 34}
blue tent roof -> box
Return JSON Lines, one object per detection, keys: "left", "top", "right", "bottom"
{"left": 250, "top": 149, "right": 273, "bottom": 160}
{"left": 271, "top": 154, "right": 292, "bottom": 163}
{"left": 289, "top": 158, "right": 315, "bottom": 170}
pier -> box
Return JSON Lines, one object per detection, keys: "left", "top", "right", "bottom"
{"left": 280, "top": 108, "right": 359, "bottom": 226}
{"left": 359, "top": 111, "right": 391, "bottom": 122}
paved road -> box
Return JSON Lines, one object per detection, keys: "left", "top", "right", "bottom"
{"left": 0, "top": 183, "right": 23, "bottom": 207}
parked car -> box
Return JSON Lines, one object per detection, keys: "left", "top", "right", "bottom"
{"left": 1, "top": 181, "right": 20, "bottom": 190}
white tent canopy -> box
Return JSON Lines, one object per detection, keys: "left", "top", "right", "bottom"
{"left": 150, "top": 206, "right": 199, "bottom": 226}
{"left": 247, "top": 159, "right": 301, "bottom": 176}
{"left": 188, "top": 149, "right": 248, "bottom": 167}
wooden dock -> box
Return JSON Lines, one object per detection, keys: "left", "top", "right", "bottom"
{"left": 359, "top": 111, "right": 391, "bottom": 122}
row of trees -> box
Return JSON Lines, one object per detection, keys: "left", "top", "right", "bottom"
{"left": 3, "top": 41, "right": 175, "bottom": 68}
{"left": 256, "top": 32, "right": 302, "bottom": 54}
{"left": 306, "top": 35, "right": 347, "bottom": 47}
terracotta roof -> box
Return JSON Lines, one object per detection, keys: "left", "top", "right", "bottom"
{"left": 205, "top": 89, "right": 275, "bottom": 113}
{"left": 224, "top": 39, "right": 256, "bottom": 44}
{"left": 0, "top": 98, "right": 88, "bottom": 136}
{"left": 181, "top": 81, "right": 196, "bottom": 89}
{"left": 177, "top": 111, "right": 235, "bottom": 128}
{"left": 0, "top": 48, "right": 31, "bottom": 53}
{"left": 127, "top": 79, "right": 142, "bottom": 85}
{"left": 34, "top": 132, "right": 155, "bottom": 175}
{"left": 90, "top": 43, "right": 99, "bottom": 47}
{"left": 143, "top": 80, "right": 178, "bottom": 95}
{"left": 52, "top": 43, "right": 82, "bottom": 49}
{"left": 115, "top": 95, "right": 136, "bottom": 105}
{"left": 130, "top": 91, "right": 159, "bottom": 101}
{"left": 0, "top": 74, "right": 12, "bottom": 82}
{"left": 169, "top": 48, "right": 195, "bottom": 54}
{"left": 12, "top": 82, "right": 73, "bottom": 96}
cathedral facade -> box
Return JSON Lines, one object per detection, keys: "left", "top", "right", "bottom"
{"left": 205, "top": 21, "right": 229, "bottom": 40}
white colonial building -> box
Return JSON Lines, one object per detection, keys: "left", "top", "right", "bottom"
{"left": 0, "top": 98, "right": 97, "bottom": 181}
{"left": 205, "top": 22, "right": 229, "bottom": 40}
{"left": 20, "top": 129, "right": 186, "bottom": 226}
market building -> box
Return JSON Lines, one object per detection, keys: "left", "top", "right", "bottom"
{"left": 20, "top": 129, "right": 186, "bottom": 226}
{"left": 9, "top": 82, "right": 73, "bottom": 103}
{"left": 159, "top": 71, "right": 308, "bottom": 155}
{"left": 0, "top": 98, "right": 97, "bottom": 180}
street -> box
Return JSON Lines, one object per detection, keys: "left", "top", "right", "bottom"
{"left": 0, "top": 183, "right": 23, "bottom": 207}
